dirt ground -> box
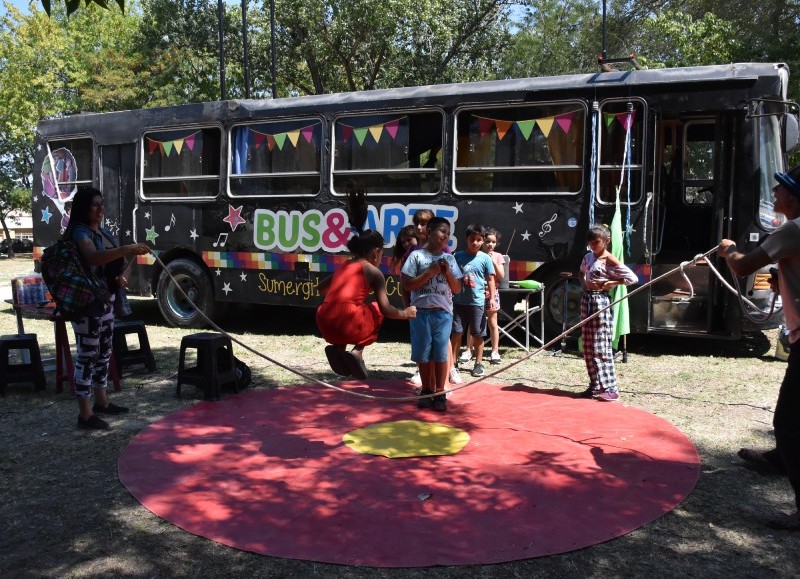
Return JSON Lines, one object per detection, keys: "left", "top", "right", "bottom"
{"left": 1, "top": 256, "right": 799, "bottom": 578}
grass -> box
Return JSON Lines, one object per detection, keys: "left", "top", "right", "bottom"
{"left": 0, "top": 255, "right": 798, "bottom": 578}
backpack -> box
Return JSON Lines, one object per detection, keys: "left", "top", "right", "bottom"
{"left": 40, "top": 239, "right": 110, "bottom": 320}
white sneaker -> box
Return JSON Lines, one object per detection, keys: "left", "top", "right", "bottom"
{"left": 459, "top": 349, "right": 473, "bottom": 363}
{"left": 410, "top": 370, "right": 422, "bottom": 385}
{"left": 490, "top": 351, "right": 501, "bottom": 364}
{"left": 449, "top": 368, "right": 463, "bottom": 384}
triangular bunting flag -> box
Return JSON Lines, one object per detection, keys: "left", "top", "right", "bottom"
{"left": 341, "top": 125, "right": 353, "bottom": 143}
{"left": 354, "top": 128, "right": 369, "bottom": 146}
{"left": 385, "top": 119, "right": 399, "bottom": 139}
{"left": 163, "top": 141, "right": 173, "bottom": 156}
{"left": 274, "top": 133, "right": 287, "bottom": 150}
{"left": 287, "top": 130, "right": 300, "bottom": 147}
{"left": 301, "top": 126, "right": 315, "bottom": 143}
{"left": 173, "top": 138, "right": 184, "bottom": 155}
{"left": 604, "top": 112, "right": 615, "bottom": 131}
{"left": 556, "top": 112, "right": 574, "bottom": 134}
{"left": 267, "top": 134, "right": 275, "bottom": 151}
{"left": 369, "top": 125, "right": 384, "bottom": 143}
{"left": 537, "top": 117, "right": 555, "bottom": 138}
{"left": 147, "top": 139, "right": 159, "bottom": 155}
{"left": 185, "top": 134, "right": 196, "bottom": 151}
{"left": 478, "top": 118, "right": 494, "bottom": 138}
{"left": 516, "top": 120, "right": 536, "bottom": 140}
{"left": 495, "top": 120, "right": 513, "bottom": 141}
{"left": 618, "top": 110, "right": 636, "bottom": 131}
{"left": 254, "top": 132, "right": 267, "bottom": 149}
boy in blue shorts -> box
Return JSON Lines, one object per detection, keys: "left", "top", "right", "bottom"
{"left": 401, "top": 217, "right": 463, "bottom": 411}
{"left": 451, "top": 224, "right": 496, "bottom": 378}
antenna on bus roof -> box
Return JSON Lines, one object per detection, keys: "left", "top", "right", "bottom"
{"left": 598, "top": 53, "right": 642, "bottom": 72}
{"left": 598, "top": 1, "right": 642, "bottom": 72}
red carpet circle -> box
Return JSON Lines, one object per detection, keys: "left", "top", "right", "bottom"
{"left": 118, "top": 380, "right": 700, "bottom": 567}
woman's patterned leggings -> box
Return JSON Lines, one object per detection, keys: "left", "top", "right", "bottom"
{"left": 71, "top": 303, "right": 114, "bottom": 399}
{"left": 580, "top": 291, "right": 617, "bottom": 393}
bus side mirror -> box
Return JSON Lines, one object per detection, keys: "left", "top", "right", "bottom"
{"left": 784, "top": 113, "right": 799, "bottom": 155}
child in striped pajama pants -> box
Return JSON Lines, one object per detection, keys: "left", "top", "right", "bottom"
{"left": 578, "top": 225, "right": 637, "bottom": 401}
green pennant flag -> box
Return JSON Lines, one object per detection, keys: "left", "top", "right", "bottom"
{"left": 516, "top": 119, "right": 536, "bottom": 140}
{"left": 610, "top": 186, "right": 630, "bottom": 349}
{"left": 354, "top": 128, "right": 369, "bottom": 146}
{"left": 274, "top": 132, "right": 287, "bottom": 150}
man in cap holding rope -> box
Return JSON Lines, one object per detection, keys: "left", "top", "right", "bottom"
{"left": 720, "top": 165, "right": 800, "bottom": 531}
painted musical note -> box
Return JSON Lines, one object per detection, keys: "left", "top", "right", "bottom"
{"left": 212, "top": 232, "right": 228, "bottom": 248}
{"left": 539, "top": 213, "right": 558, "bottom": 238}
{"left": 164, "top": 213, "right": 176, "bottom": 231}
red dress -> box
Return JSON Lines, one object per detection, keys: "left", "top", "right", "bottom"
{"left": 316, "top": 261, "right": 384, "bottom": 347}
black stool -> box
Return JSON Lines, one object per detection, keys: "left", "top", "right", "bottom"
{"left": 0, "top": 334, "right": 47, "bottom": 395}
{"left": 177, "top": 333, "right": 237, "bottom": 400}
{"left": 113, "top": 320, "right": 157, "bottom": 373}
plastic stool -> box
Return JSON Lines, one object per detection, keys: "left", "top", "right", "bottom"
{"left": 113, "top": 320, "right": 157, "bottom": 373}
{"left": 177, "top": 333, "right": 237, "bottom": 400}
{"left": 0, "top": 334, "right": 47, "bottom": 395}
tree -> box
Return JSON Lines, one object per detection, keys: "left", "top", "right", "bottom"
{"left": 253, "top": 0, "right": 515, "bottom": 96}
{"left": 135, "top": 0, "right": 242, "bottom": 105}
{"left": 40, "top": 0, "right": 124, "bottom": 17}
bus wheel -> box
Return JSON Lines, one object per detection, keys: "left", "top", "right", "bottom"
{"left": 542, "top": 271, "right": 583, "bottom": 341}
{"left": 156, "top": 258, "right": 216, "bottom": 328}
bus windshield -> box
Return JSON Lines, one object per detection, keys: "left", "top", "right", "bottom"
{"left": 757, "top": 112, "right": 786, "bottom": 230}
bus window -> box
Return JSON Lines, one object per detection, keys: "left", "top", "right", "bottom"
{"left": 455, "top": 102, "right": 585, "bottom": 195}
{"left": 230, "top": 118, "right": 322, "bottom": 197}
{"left": 683, "top": 121, "right": 715, "bottom": 205}
{"left": 597, "top": 100, "right": 645, "bottom": 204}
{"left": 42, "top": 138, "right": 93, "bottom": 201}
{"left": 332, "top": 112, "right": 443, "bottom": 195}
{"left": 141, "top": 127, "right": 221, "bottom": 199}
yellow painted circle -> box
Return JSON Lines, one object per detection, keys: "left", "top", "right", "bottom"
{"left": 343, "top": 420, "right": 470, "bottom": 458}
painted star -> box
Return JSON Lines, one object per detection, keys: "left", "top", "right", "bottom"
{"left": 36, "top": 143, "right": 42, "bottom": 151}
{"left": 521, "top": 230, "right": 531, "bottom": 241}
{"left": 215, "top": 268, "right": 222, "bottom": 276}
{"left": 144, "top": 211, "right": 151, "bottom": 220}
{"left": 240, "top": 272, "right": 248, "bottom": 282}
{"left": 125, "top": 230, "right": 131, "bottom": 238}
{"left": 223, "top": 204, "right": 246, "bottom": 231}
{"left": 222, "top": 282, "right": 232, "bottom": 295}
{"left": 189, "top": 229, "right": 199, "bottom": 241}
{"left": 33, "top": 195, "right": 38, "bottom": 202}
{"left": 145, "top": 226, "right": 159, "bottom": 244}
{"left": 513, "top": 202, "right": 524, "bottom": 214}
{"left": 41, "top": 207, "right": 52, "bottom": 224}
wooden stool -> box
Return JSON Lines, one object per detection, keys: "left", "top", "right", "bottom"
{"left": 0, "top": 334, "right": 47, "bottom": 395}
{"left": 177, "top": 333, "right": 237, "bottom": 401}
{"left": 113, "top": 320, "right": 157, "bottom": 373}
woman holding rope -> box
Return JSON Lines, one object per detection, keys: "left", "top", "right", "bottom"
{"left": 316, "top": 186, "right": 417, "bottom": 380}
{"left": 720, "top": 165, "right": 800, "bottom": 531}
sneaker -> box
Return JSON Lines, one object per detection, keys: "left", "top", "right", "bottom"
{"left": 459, "top": 349, "right": 473, "bottom": 363}
{"left": 596, "top": 390, "right": 620, "bottom": 402}
{"left": 410, "top": 370, "right": 422, "bottom": 385}
{"left": 449, "top": 368, "right": 463, "bottom": 384}
{"left": 471, "top": 362, "right": 485, "bottom": 377}
{"left": 489, "top": 351, "right": 501, "bottom": 365}
{"left": 432, "top": 395, "right": 447, "bottom": 412}
{"left": 77, "top": 414, "right": 109, "bottom": 430}
{"left": 578, "top": 387, "right": 599, "bottom": 399}
{"left": 92, "top": 402, "right": 129, "bottom": 415}
{"left": 413, "top": 386, "right": 422, "bottom": 396}
{"left": 417, "top": 391, "right": 434, "bottom": 409}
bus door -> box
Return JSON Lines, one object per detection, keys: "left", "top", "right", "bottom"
{"left": 649, "top": 116, "right": 734, "bottom": 335}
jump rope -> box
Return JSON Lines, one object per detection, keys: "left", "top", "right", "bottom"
{"left": 151, "top": 244, "right": 779, "bottom": 402}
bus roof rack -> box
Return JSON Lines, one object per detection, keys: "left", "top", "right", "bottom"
{"left": 598, "top": 53, "right": 642, "bottom": 72}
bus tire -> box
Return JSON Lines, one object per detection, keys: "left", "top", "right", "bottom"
{"left": 156, "top": 258, "right": 217, "bottom": 328}
{"left": 541, "top": 270, "right": 583, "bottom": 342}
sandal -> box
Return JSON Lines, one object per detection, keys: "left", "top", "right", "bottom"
{"left": 343, "top": 351, "right": 368, "bottom": 380}
{"left": 324, "top": 346, "right": 351, "bottom": 376}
